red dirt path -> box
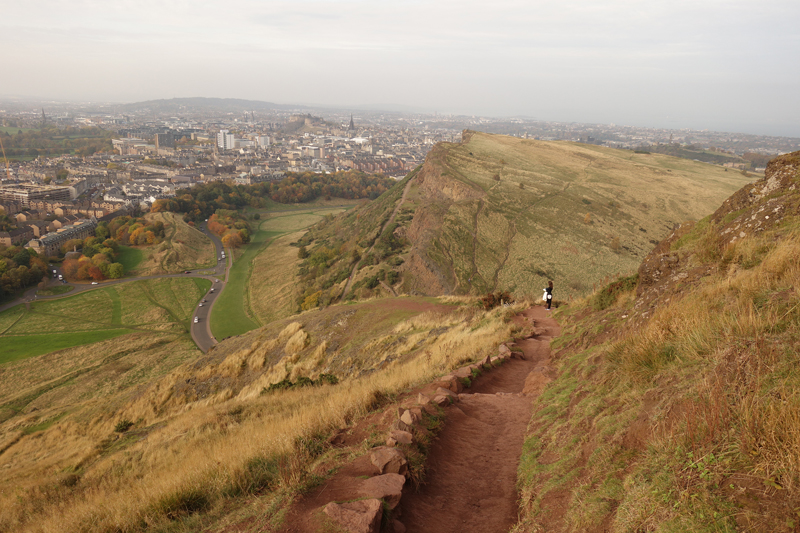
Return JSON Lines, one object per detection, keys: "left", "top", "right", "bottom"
{"left": 395, "top": 306, "right": 560, "bottom": 532}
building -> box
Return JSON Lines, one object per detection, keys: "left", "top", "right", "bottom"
{"left": 26, "top": 217, "right": 98, "bottom": 257}
{"left": 217, "top": 130, "right": 236, "bottom": 151}
{"left": 0, "top": 226, "right": 35, "bottom": 247}
{"left": 0, "top": 184, "right": 72, "bottom": 208}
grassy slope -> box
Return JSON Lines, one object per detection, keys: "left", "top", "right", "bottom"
{"left": 407, "top": 132, "right": 754, "bottom": 300}
{"left": 0, "top": 277, "right": 209, "bottom": 364}
{"left": 514, "top": 154, "right": 800, "bottom": 532}
{"left": 0, "top": 296, "right": 522, "bottom": 533}
{"left": 128, "top": 212, "right": 216, "bottom": 276}
{"left": 211, "top": 207, "right": 351, "bottom": 339}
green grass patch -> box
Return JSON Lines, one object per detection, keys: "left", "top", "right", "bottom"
{"left": 36, "top": 285, "right": 75, "bottom": 296}
{"left": 0, "top": 329, "right": 132, "bottom": 364}
{"left": 211, "top": 209, "right": 348, "bottom": 339}
{"left": 117, "top": 246, "right": 144, "bottom": 273}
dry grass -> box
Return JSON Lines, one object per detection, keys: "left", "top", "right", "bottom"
{"left": 515, "top": 227, "right": 800, "bottom": 532}
{"left": 403, "top": 132, "right": 754, "bottom": 301}
{"left": 0, "top": 297, "right": 515, "bottom": 533}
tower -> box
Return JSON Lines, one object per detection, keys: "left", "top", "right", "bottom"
{"left": 348, "top": 114, "right": 355, "bottom": 132}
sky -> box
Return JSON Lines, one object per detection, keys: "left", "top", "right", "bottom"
{"left": 2, "top": 0, "right": 799, "bottom": 137}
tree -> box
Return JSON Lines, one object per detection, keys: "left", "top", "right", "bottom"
{"left": 56, "top": 169, "right": 69, "bottom": 181}
{"left": 221, "top": 232, "right": 243, "bottom": 249}
{"left": 298, "top": 246, "right": 309, "bottom": 259}
{"left": 12, "top": 250, "right": 30, "bottom": 267}
{"left": 107, "top": 263, "right": 124, "bottom": 279}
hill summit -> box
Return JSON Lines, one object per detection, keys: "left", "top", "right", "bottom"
{"left": 399, "top": 131, "right": 753, "bottom": 299}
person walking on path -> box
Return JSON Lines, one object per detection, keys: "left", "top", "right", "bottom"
{"left": 544, "top": 280, "right": 553, "bottom": 310}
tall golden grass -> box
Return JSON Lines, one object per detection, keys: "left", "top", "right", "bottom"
{"left": 0, "top": 299, "right": 517, "bottom": 532}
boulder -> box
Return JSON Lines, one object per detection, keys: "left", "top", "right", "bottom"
{"left": 432, "top": 394, "right": 452, "bottom": 407}
{"left": 360, "top": 473, "right": 406, "bottom": 509}
{"left": 453, "top": 366, "right": 473, "bottom": 379}
{"left": 370, "top": 446, "right": 408, "bottom": 476}
{"left": 511, "top": 350, "right": 525, "bottom": 360}
{"left": 386, "top": 429, "right": 413, "bottom": 446}
{"left": 416, "top": 393, "right": 430, "bottom": 405}
{"left": 498, "top": 344, "right": 511, "bottom": 355}
{"left": 400, "top": 407, "right": 422, "bottom": 426}
{"left": 323, "top": 499, "right": 383, "bottom": 533}
{"left": 435, "top": 374, "right": 462, "bottom": 393}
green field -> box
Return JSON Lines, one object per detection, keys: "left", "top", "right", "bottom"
{"left": 36, "top": 285, "right": 75, "bottom": 296}
{"left": 211, "top": 208, "right": 350, "bottom": 339}
{"left": 0, "top": 330, "right": 132, "bottom": 364}
{"left": 117, "top": 246, "right": 145, "bottom": 273}
{"left": 0, "top": 277, "right": 210, "bottom": 363}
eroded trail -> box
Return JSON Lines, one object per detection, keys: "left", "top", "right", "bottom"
{"left": 397, "top": 307, "right": 560, "bottom": 532}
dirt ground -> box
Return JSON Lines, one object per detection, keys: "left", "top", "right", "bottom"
{"left": 396, "top": 306, "right": 560, "bottom": 532}
{"left": 271, "top": 306, "right": 560, "bottom": 533}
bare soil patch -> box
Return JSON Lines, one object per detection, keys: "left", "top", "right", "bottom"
{"left": 397, "top": 306, "right": 559, "bottom": 533}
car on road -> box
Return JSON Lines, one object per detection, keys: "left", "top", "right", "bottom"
{"left": 202, "top": 299, "right": 207, "bottom": 303}
{"left": 210, "top": 288, "right": 214, "bottom": 292}
{"left": 184, "top": 271, "right": 191, "bottom": 274}
{"left": 198, "top": 303, "right": 203, "bottom": 307}
{"left": 91, "top": 282, "right": 98, "bottom": 285}
{"left": 193, "top": 317, "right": 199, "bottom": 323}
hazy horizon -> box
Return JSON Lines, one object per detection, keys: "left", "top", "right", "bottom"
{"left": 2, "top": 0, "right": 799, "bottom": 137}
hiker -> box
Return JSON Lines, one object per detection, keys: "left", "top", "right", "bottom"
{"left": 544, "top": 280, "right": 553, "bottom": 310}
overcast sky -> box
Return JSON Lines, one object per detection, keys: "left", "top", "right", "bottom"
{"left": 2, "top": 0, "right": 799, "bottom": 137}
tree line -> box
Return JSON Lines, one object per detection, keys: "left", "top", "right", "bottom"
{"left": 150, "top": 170, "right": 396, "bottom": 223}
{"left": 0, "top": 126, "right": 114, "bottom": 159}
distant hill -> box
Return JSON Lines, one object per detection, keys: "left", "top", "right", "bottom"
{"left": 116, "top": 97, "right": 307, "bottom": 114}
{"left": 297, "top": 131, "right": 755, "bottom": 304}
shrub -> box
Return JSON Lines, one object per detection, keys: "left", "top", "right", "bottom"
{"left": 592, "top": 274, "right": 638, "bottom": 310}
{"left": 114, "top": 419, "right": 134, "bottom": 433}
{"left": 481, "top": 290, "right": 513, "bottom": 310}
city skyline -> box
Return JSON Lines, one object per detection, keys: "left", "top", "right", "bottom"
{"left": 2, "top": 0, "right": 799, "bottom": 137}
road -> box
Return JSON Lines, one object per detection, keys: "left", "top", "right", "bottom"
{"left": 0, "top": 222, "right": 228, "bottom": 353}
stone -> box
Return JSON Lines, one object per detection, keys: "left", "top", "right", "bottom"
{"left": 360, "top": 473, "right": 406, "bottom": 509}
{"left": 393, "top": 419, "right": 411, "bottom": 432}
{"left": 323, "top": 499, "right": 382, "bottom": 533}
{"left": 481, "top": 354, "right": 492, "bottom": 367}
{"left": 511, "top": 350, "right": 525, "bottom": 360}
{"left": 392, "top": 520, "right": 407, "bottom": 533}
{"left": 433, "top": 394, "right": 451, "bottom": 406}
{"left": 370, "top": 446, "right": 408, "bottom": 476}
{"left": 434, "top": 387, "right": 457, "bottom": 401}
{"left": 453, "top": 366, "right": 472, "bottom": 379}
{"left": 417, "top": 393, "right": 430, "bottom": 405}
{"left": 400, "top": 408, "right": 422, "bottom": 426}
{"left": 387, "top": 430, "right": 413, "bottom": 446}
{"left": 498, "top": 344, "right": 511, "bottom": 355}
{"left": 435, "top": 374, "right": 462, "bottom": 393}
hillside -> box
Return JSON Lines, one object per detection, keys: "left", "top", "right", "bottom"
{"left": 514, "top": 151, "right": 800, "bottom": 531}
{"left": 126, "top": 212, "right": 216, "bottom": 275}
{"left": 295, "top": 131, "right": 754, "bottom": 307}
{"left": 0, "top": 295, "right": 523, "bottom": 532}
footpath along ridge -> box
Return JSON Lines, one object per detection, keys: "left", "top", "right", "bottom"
{"left": 274, "top": 306, "right": 560, "bottom": 533}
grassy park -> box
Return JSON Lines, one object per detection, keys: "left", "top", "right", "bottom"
{"left": 0, "top": 277, "right": 210, "bottom": 363}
